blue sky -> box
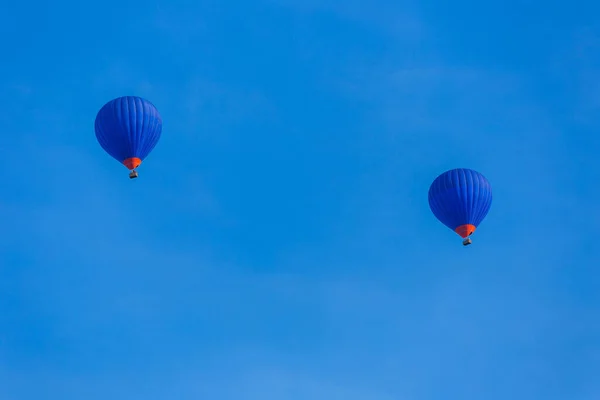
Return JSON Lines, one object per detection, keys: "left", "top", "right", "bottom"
{"left": 1, "top": 0, "right": 599, "bottom": 398}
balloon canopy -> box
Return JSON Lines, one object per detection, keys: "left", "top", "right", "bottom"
{"left": 428, "top": 168, "right": 492, "bottom": 245}
{"left": 94, "top": 96, "right": 162, "bottom": 178}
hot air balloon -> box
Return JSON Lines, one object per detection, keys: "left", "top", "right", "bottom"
{"left": 428, "top": 168, "right": 492, "bottom": 246}
{"left": 94, "top": 96, "right": 162, "bottom": 179}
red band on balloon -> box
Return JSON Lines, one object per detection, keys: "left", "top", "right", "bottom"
{"left": 455, "top": 224, "right": 476, "bottom": 238}
{"left": 123, "top": 157, "right": 142, "bottom": 170}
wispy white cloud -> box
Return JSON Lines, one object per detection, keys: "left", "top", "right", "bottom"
{"left": 5, "top": 83, "right": 33, "bottom": 97}
{"left": 550, "top": 26, "right": 600, "bottom": 128}
{"left": 89, "top": 61, "right": 158, "bottom": 99}
{"left": 269, "top": 0, "right": 425, "bottom": 41}
{"left": 180, "top": 77, "right": 275, "bottom": 126}
{"left": 211, "top": 367, "right": 397, "bottom": 400}
{"left": 152, "top": 6, "right": 208, "bottom": 44}
{"left": 335, "top": 64, "right": 525, "bottom": 134}
{"left": 89, "top": 61, "right": 275, "bottom": 130}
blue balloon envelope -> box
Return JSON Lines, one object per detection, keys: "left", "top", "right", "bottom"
{"left": 428, "top": 168, "right": 492, "bottom": 245}
{"left": 95, "top": 96, "right": 162, "bottom": 178}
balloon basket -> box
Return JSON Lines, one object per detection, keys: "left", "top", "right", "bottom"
{"left": 462, "top": 238, "right": 472, "bottom": 246}
{"left": 129, "top": 170, "right": 139, "bottom": 179}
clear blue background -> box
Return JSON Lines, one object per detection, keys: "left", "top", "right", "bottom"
{"left": 1, "top": 0, "right": 599, "bottom": 398}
